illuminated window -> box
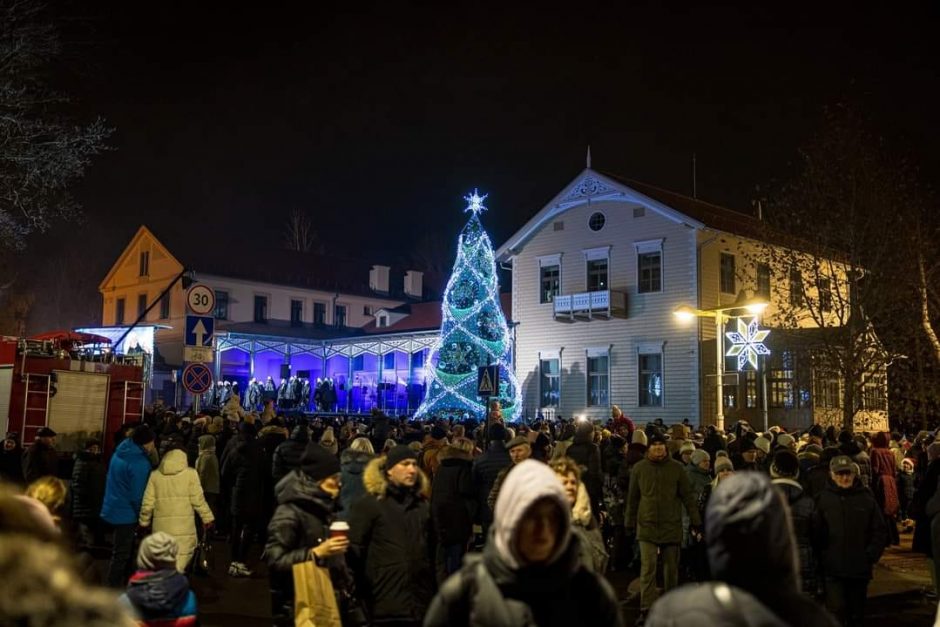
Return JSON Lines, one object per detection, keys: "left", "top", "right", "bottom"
{"left": 540, "top": 359, "right": 560, "bottom": 407}
{"left": 588, "top": 355, "right": 609, "bottom": 407}
{"left": 540, "top": 264, "right": 559, "bottom": 303}
{"left": 639, "top": 352, "right": 663, "bottom": 407}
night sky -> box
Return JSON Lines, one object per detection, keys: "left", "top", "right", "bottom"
{"left": 46, "top": 1, "right": 940, "bottom": 272}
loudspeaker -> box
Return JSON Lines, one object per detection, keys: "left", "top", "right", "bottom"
{"left": 280, "top": 364, "right": 291, "bottom": 379}
{"left": 297, "top": 370, "right": 310, "bottom": 378}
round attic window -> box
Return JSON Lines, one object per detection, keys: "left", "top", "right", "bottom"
{"left": 588, "top": 212, "right": 606, "bottom": 231}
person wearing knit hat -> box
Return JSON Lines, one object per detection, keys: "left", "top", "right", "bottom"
{"left": 753, "top": 435, "right": 771, "bottom": 457}
{"left": 347, "top": 443, "right": 433, "bottom": 623}
{"left": 122, "top": 532, "right": 198, "bottom": 625}
{"left": 424, "top": 460, "right": 621, "bottom": 627}
{"left": 678, "top": 441, "right": 696, "bottom": 466}
{"left": 775, "top": 433, "right": 796, "bottom": 451}
{"left": 769, "top": 449, "right": 819, "bottom": 598}
{"left": 632, "top": 429, "right": 648, "bottom": 447}
{"left": 690, "top": 449, "right": 710, "bottom": 469}
{"left": 265, "top": 441, "right": 350, "bottom": 618}
{"left": 102, "top": 422, "right": 156, "bottom": 588}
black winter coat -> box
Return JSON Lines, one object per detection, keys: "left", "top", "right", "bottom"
{"left": 913, "top": 458, "right": 940, "bottom": 554}
{"left": 221, "top": 428, "right": 266, "bottom": 519}
{"left": 772, "top": 478, "right": 821, "bottom": 596}
{"left": 338, "top": 448, "right": 372, "bottom": 517}
{"left": 566, "top": 433, "right": 604, "bottom": 515}
{"left": 272, "top": 425, "right": 309, "bottom": 486}
{"left": 347, "top": 456, "right": 434, "bottom": 623}
{"left": 0, "top": 448, "right": 24, "bottom": 484}
{"left": 22, "top": 441, "right": 58, "bottom": 483}
{"left": 815, "top": 481, "right": 887, "bottom": 580}
{"left": 70, "top": 451, "right": 105, "bottom": 520}
{"left": 424, "top": 535, "right": 622, "bottom": 627}
{"left": 265, "top": 470, "right": 352, "bottom": 607}
{"left": 471, "top": 441, "right": 510, "bottom": 527}
{"left": 430, "top": 447, "right": 477, "bottom": 546}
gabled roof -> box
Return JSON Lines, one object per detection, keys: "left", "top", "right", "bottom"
{"left": 495, "top": 168, "right": 766, "bottom": 260}
{"left": 98, "top": 225, "right": 184, "bottom": 291}
{"left": 360, "top": 293, "right": 513, "bottom": 335}
{"left": 116, "top": 225, "right": 442, "bottom": 301}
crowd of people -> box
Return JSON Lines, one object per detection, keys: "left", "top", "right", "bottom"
{"left": 1, "top": 401, "right": 939, "bottom": 626}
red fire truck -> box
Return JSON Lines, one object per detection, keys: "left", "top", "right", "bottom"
{"left": 0, "top": 333, "right": 146, "bottom": 455}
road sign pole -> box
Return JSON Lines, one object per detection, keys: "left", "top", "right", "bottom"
{"left": 194, "top": 393, "right": 200, "bottom": 414}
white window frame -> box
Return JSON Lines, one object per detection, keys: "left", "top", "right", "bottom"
{"left": 635, "top": 239, "right": 665, "bottom": 294}
{"left": 586, "top": 346, "right": 611, "bottom": 408}
{"left": 637, "top": 341, "right": 666, "bottom": 408}
{"left": 583, "top": 246, "right": 611, "bottom": 293}
{"left": 537, "top": 254, "right": 563, "bottom": 305}
{"left": 538, "top": 348, "right": 562, "bottom": 409}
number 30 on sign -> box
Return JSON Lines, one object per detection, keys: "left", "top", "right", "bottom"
{"left": 186, "top": 284, "right": 216, "bottom": 316}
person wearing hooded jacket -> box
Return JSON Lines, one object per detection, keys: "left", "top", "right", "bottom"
{"left": 646, "top": 472, "right": 838, "bottom": 627}
{"left": 221, "top": 421, "right": 266, "bottom": 577}
{"left": 815, "top": 455, "right": 887, "bottom": 626}
{"left": 431, "top": 437, "right": 478, "bottom": 580}
{"left": 120, "top": 532, "right": 198, "bottom": 627}
{"left": 472, "top": 423, "right": 511, "bottom": 536}
{"left": 424, "top": 459, "right": 621, "bottom": 627}
{"left": 347, "top": 445, "right": 434, "bottom": 626}
{"left": 102, "top": 425, "right": 156, "bottom": 588}
{"left": 266, "top": 441, "right": 353, "bottom": 624}
{"left": 138, "top": 447, "right": 214, "bottom": 572}
{"left": 565, "top": 420, "right": 604, "bottom": 516}
{"left": 271, "top": 423, "right": 309, "bottom": 486}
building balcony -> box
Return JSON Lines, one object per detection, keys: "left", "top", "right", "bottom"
{"left": 553, "top": 290, "right": 627, "bottom": 322}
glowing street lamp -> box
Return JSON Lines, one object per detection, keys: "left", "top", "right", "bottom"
{"left": 673, "top": 291, "right": 769, "bottom": 431}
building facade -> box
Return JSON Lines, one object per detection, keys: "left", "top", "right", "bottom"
{"left": 497, "top": 168, "right": 889, "bottom": 431}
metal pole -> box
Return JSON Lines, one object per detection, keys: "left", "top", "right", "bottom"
{"left": 715, "top": 313, "right": 724, "bottom": 431}
{"left": 114, "top": 269, "right": 189, "bottom": 350}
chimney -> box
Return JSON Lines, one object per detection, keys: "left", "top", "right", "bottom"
{"left": 369, "top": 265, "right": 390, "bottom": 293}
{"left": 404, "top": 270, "right": 423, "bottom": 299}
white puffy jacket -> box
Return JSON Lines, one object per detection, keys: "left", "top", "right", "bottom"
{"left": 139, "top": 449, "right": 214, "bottom": 571}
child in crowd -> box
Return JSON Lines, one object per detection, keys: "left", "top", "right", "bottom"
{"left": 120, "top": 532, "right": 198, "bottom": 627}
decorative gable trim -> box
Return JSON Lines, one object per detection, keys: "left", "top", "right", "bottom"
{"left": 495, "top": 168, "right": 704, "bottom": 261}
{"left": 98, "top": 225, "right": 183, "bottom": 292}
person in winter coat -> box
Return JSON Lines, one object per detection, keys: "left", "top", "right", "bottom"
{"left": 431, "top": 437, "right": 478, "bottom": 580}
{"left": 770, "top": 449, "right": 822, "bottom": 598}
{"left": 119, "top": 532, "right": 198, "bottom": 627}
{"left": 551, "top": 456, "right": 609, "bottom": 573}
{"left": 71, "top": 439, "right": 106, "bottom": 549}
{"left": 899, "top": 457, "right": 916, "bottom": 525}
{"left": 913, "top": 441, "right": 940, "bottom": 574}
{"left": 0, "top": 432, "right": 24, "bottom": 484}
{"left": 338, "top": 437, "right": 374, "bottom": 519}
{"left": 870, "top": 431, "right": 901, "bottom": 546}
{"left": 804, "top": 446, "right": 842, "bottom": 499}
{"left": 138, "top": 448, "right": 214, "bottom": 572}
{"left": 195, "top": 434, "right": 220, "bottom": 517}
{"left": 265, "top": 441, "right": 352, "bottom": 623}
{"left": 419, "top": 425, "right": 448, "bottom": 480}
{"left": 101, "top": 425, "right": 156, "bottom": 588}
{"left": 346, "top": 445, "right": 434, "bottom": 626}
{"left": 221, "top": 421, "right": 266, "bottom": 577}
{"left": 625, "top": 431, "right": 702, "bottom": 621}
{"left": 815, "top": 455, "right": 888, "bottom": 626}
{"left": 472, "top": 423, "right": 511, "bottom": 536}
{"left": 646, "top": 472, "right": 838, "bottom": 627}
{"left": 487, "top": 436, "right": 532, "bottom": 512}
{"left": 566, "top": 420, "right": 604, "bottom": 516}
{"left": 271, "top": 423, "right": 309, "bottom": 486}
{"left": 22, "top": 427, "right": 59, "bottom": 483}
{"left": 701, "top": 425, "right": 726, "bottom": 460}
{"left": 838, "top": 432, "right": 872, "bottom": 489}
{"left": 425, "top": 459, "right": 622, "bottom": 627}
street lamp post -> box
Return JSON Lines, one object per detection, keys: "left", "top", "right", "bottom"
{"left": 674, "top": 292, "right": 769, "bottom": 432}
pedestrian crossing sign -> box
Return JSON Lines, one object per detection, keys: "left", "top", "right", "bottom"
{"left": 477, "top": 365, "right": 499, "bottom": 397}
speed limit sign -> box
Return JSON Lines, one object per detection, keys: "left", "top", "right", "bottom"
{"left": 186, "top": 284, "right": 216, "bottom": 316}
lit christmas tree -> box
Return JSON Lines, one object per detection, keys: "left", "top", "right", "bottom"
{"left": 414, "top": 190, "right": 522, "bottom": 422}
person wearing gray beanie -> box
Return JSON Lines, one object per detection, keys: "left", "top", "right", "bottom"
{"left": 122, "top": 532, "right": 198, "bottom": 624}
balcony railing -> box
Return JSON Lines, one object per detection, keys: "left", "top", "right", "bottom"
{"left": 552, "top": 289, "right": 627, "bottom": 321}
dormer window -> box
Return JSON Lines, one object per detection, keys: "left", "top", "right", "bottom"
{"left": 378, "top": 315, "right": 388, "bottom": 328}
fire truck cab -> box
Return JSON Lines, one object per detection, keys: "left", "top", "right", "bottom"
{"left": 0, "top": 334, "right": 146, "bottom": 455}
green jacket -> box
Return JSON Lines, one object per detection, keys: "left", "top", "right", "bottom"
{"left": 625, "top": 455, "right": 701, "bottom": 544}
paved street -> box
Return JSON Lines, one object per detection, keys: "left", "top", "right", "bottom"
{"left": 183, "top": 532, "right": 938, "bottom": 627}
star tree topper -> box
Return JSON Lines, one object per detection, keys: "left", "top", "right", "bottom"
{"left": 725, "top": 317, "right": 771, "bottom": 370}
{"left": 464, "top": 189, "right": 488, "bottom": 215}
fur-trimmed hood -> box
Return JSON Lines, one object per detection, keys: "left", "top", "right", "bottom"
{"left": 362, "top": 455, "right": 431, "bottom": 500}
{"left": 340, "top": 448, "right": 374, "bottom": 465}
{"left": 437, "top": 445, "right": 473, "bottom": 462}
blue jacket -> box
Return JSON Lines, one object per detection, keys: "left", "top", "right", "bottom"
{"left": 101, "top": 438, "right": 152, "bottom": 525}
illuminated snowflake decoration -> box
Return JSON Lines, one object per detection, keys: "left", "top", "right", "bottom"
{"left": 725, "top": 317, "right": 771, "bottom": 371}
{"left": 463, "top": 189, "right": 488, "bottom": 215}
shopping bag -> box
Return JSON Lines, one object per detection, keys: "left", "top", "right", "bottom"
{"left": 292, "top": 559, "right": 342, "bottom": 627}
